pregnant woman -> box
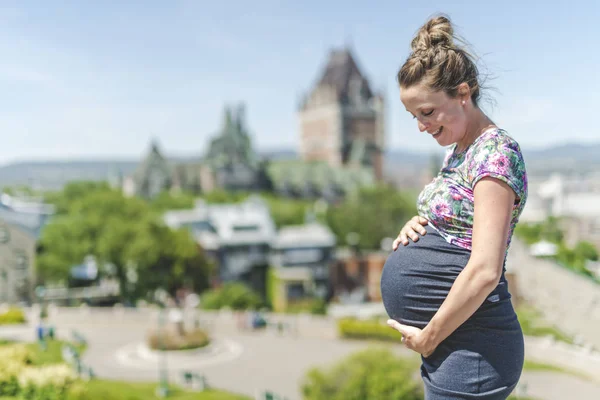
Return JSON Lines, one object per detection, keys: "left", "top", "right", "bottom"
{"left": 381, "top": 15, "right": 528, "bottom": 399}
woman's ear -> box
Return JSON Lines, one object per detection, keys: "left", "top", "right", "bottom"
{"left": 457, "top": 82, "right": 471, "bottom": 103}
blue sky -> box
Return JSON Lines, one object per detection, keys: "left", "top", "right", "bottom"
{"left": 1, "top": 0, "right": 599, "bottom": 163}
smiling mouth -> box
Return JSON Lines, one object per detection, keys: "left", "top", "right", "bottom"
{"left": 431, "top": 127, "right": 443, "bottom": 137}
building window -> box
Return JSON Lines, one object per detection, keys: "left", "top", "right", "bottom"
{"left": 287, "top": 283, "right": 306, "bottom": 300}
{"left": 233, "top": 225, "right": 259, "bottom": 232}
{"left": 14, "top": 250, "right": 28, "bottom": 271}
{"left": 0, "top": 226, "right": 9, "bottom": 244}
{"left": 283, "top": 248, "right": 324, "bottom": 265}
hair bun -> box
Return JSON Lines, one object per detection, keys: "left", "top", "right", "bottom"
{"left": 411, "top": 15, "right": 454, "bottom": 52}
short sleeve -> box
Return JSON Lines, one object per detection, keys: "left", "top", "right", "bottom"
{"left": 468, "top": 133, "right": 528, "bottom": 201}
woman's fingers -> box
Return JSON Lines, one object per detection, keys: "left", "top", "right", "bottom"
{"left": 392, "top": 216, "right": 430, "bottom": 250}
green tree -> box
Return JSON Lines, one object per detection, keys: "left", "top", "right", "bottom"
{"left": 35, "top": 215, "right": 93, "bottom": 282}
{"left": 44, "top": 181, "right": 112, "bottom": 214}
{"left": 36, "top": 187, "right": 213, "bottom": 302}
{"left": 262, "top": 194, "right": 312, "bottom": 228}
{"left": 149, "top": 190, "right": 196, "bottom": 213}
{"left": 326, "top": 185, "right": 416, "bottom": 250}
{"left": 540, "top": 216, "right": 564, "bottom": 243}
{"left": 555, "top": 243, "right": 593, "bottom": 278}
{"left": 201, "top": 189, "right": 250, "bottom": 204}
{"left": 514, "top": 222, "right": 543, "bottom": 245}
{"left": 127, "top": 223, "right": 214, "bottom": 299}
{"left": 200, "top": 282, "right": 263, "bottom": 311}
{"left": 301, "top": 347, "right": 423, "bottom": 400}
{"left": 573, "top": 240, "right": 599, "bottom": 262}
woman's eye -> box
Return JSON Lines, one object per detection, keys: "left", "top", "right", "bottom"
{"left": 423, "top": 110, "right": 434, "bottom": 116}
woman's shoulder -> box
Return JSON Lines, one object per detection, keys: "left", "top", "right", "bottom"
{"left": 467, "top": 127, "right": 525, "bottom": 163}
{"left": 466, "top": 127, "right": 528, "bottom": 197}
{"left": 473, "top": 127, "right": 522, "bottom": 152}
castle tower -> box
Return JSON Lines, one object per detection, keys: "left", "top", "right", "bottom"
{"left": 298, "top": 47, "right": 385, "bottom": 180}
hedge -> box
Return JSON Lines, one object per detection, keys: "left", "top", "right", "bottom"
{"left": 337, "top": 318, "right": 401, "bottom": 342}
{"left": 0, "top": 308, "right": 26, "bottom": 325}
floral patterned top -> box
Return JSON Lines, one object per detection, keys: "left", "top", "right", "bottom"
{"left": 417, "top": 127, "right": 528, "bottom": 251}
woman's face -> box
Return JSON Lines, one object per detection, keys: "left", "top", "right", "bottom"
{"left": 400, "top": 83, "right": 469, "bottom": 147}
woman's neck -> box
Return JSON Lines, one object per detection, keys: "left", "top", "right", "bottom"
{"left": 455, "top": 109, "right": 495, "bottom": 153}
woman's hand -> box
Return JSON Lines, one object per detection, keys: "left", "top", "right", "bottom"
{"left": 392, "top": 216, "right": 429, "bottom": 250}
{"left": 387, "top": 319, "right": 437, "bottom": 358}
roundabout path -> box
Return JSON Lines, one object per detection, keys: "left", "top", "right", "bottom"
{"left": 3, "top": 309, "right": 600, "bottom": 400}
{"left": 114, "top": 338, "right": 244, "bottom": 369}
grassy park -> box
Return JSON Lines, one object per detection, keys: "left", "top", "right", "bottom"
{"left": 0, "top": 338, "right": 250, "bottom": 400}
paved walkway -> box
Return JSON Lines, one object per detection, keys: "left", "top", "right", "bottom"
{"left": 3, "top": 312, "right": 600, "bottom": 400}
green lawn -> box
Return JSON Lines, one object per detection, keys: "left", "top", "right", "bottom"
{"left": 22, "top": 339, "right": 86, "bottom": 365}
{"left": 1, "top": 381, "right": 250, "bottom": 400}
{"left": 0, "top": 340, "right": 250, "bottom": 400}
{"left": 516, "top": 304, "right": 574, "bottom": 344}
{"left": 68, "top": 380, "right": 250, "bottom": 400}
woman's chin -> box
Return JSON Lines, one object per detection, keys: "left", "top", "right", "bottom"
{"left": 435, "top": 135, "right": 453, "bottom": 147}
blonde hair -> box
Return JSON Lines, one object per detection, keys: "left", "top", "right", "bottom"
{"left": 398, "top": 15, "right": 482, "bottom": 106}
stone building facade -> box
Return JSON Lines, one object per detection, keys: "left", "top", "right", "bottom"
{"left": 298, "top": 47, "right": 386, "bottom": 181}
{"left": 0, "top": 194, "right": 54, "bottom": 304}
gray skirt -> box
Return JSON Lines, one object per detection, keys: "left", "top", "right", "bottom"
{"left": 380, "top": 225, "right": 524, "bottom": 399}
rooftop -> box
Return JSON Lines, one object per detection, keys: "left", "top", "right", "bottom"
{"left": 272, "top": 222, "right": 336, "bottom": 249}
{"left": 163, "top": 196, "right": 277, "bottom": 247}
{"left": 315, "top": 48, "right": 373, "bottom": 100}
{"left": 0, "top": 193, "right": 54, "bottom": 238}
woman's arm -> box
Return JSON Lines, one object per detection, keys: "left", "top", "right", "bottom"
{"left": 388, "top": 176, "right": 516, "bottom": 356}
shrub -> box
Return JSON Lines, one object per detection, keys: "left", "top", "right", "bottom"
{"left": 201, "top": 283, "right": 263, "bottom": 311}
{"left": 147, "top": 327, "right": 210, "bottom": 351}
{"left": 337, "top": 318, "right": 401, "bottom": 342}
{"left": 285, "top": 298, "right": 328, "bottom": 315}
{"left": 0, "top": 307, "right": 27, "bottom": 325}
{"left": 18, "top": 364, "right": 79, "bottom": 400}
{"left": 516, "top": 305, "right": 573, "bottom": 344}
{"left": 0, "top": 343, "right": 80, "bottom": 398}
{"left": 0, "top": 343, "right": 34, "bottom": 396}
{"left": 301, "top": 347, "right": 422, "bottom": 400}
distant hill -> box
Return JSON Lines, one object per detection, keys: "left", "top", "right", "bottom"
{"left": 383, "top": 142, "right": 600, "bottom": 174}
{"left": 0, "top": 160, "right": 138, "bottom": 190}
{"left": 521, "top": 142, "right": 600, "bottom": 174}
{"left": 523, "top": 142, "right": 600, "bottom": 161}
{"left": 0, "top": 142, "right": 598, "bottom": 190}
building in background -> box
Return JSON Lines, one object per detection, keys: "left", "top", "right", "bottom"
{"left": 122, "top": 140, "right": 173, "bottom": 199}
{"left": 329, "top": 249, "right": 388, "bottom": 303}
{"left": 164, "top": 197, "right": 337, "bottom": 305}
{"left": 202, "top": 104, "right": 272, "bottom": 193}
{"left": 521, "top": 174, "right": 600, "bottom": 250}
{"left": 268, "top": 222, "right": 336, "bottom": 311}
{"left": 122, "top": 104, "right": 271, "bottom": 199}
{"left": 164, "top": 197, "right": 276, "bottom": 296}
{"left": 0, "top": 193, "right": 54, "bottom": 304}
{"left": 297, "top": 47, "right": 386, "bottom": 181}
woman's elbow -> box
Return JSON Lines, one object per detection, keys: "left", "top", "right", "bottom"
{"left": 469, "top": 262, "right": 503, "bottom": 289}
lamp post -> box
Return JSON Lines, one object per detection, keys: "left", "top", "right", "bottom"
{"left": 34, "top": 285, "right": 47, "bottom": 350}
{"left": 155, "top": 289, "right": 169, "bottom": 398}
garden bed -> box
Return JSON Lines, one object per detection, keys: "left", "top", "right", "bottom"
{"left": 147, "top": 327, "right": 210, "bottom": 351}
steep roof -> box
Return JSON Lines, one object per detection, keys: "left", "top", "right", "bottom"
{"left": 133, "top": 139, "right": 172, "bottom": 182}
{"left": 311, "top": 48, "right": 373, "bottom": 100}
